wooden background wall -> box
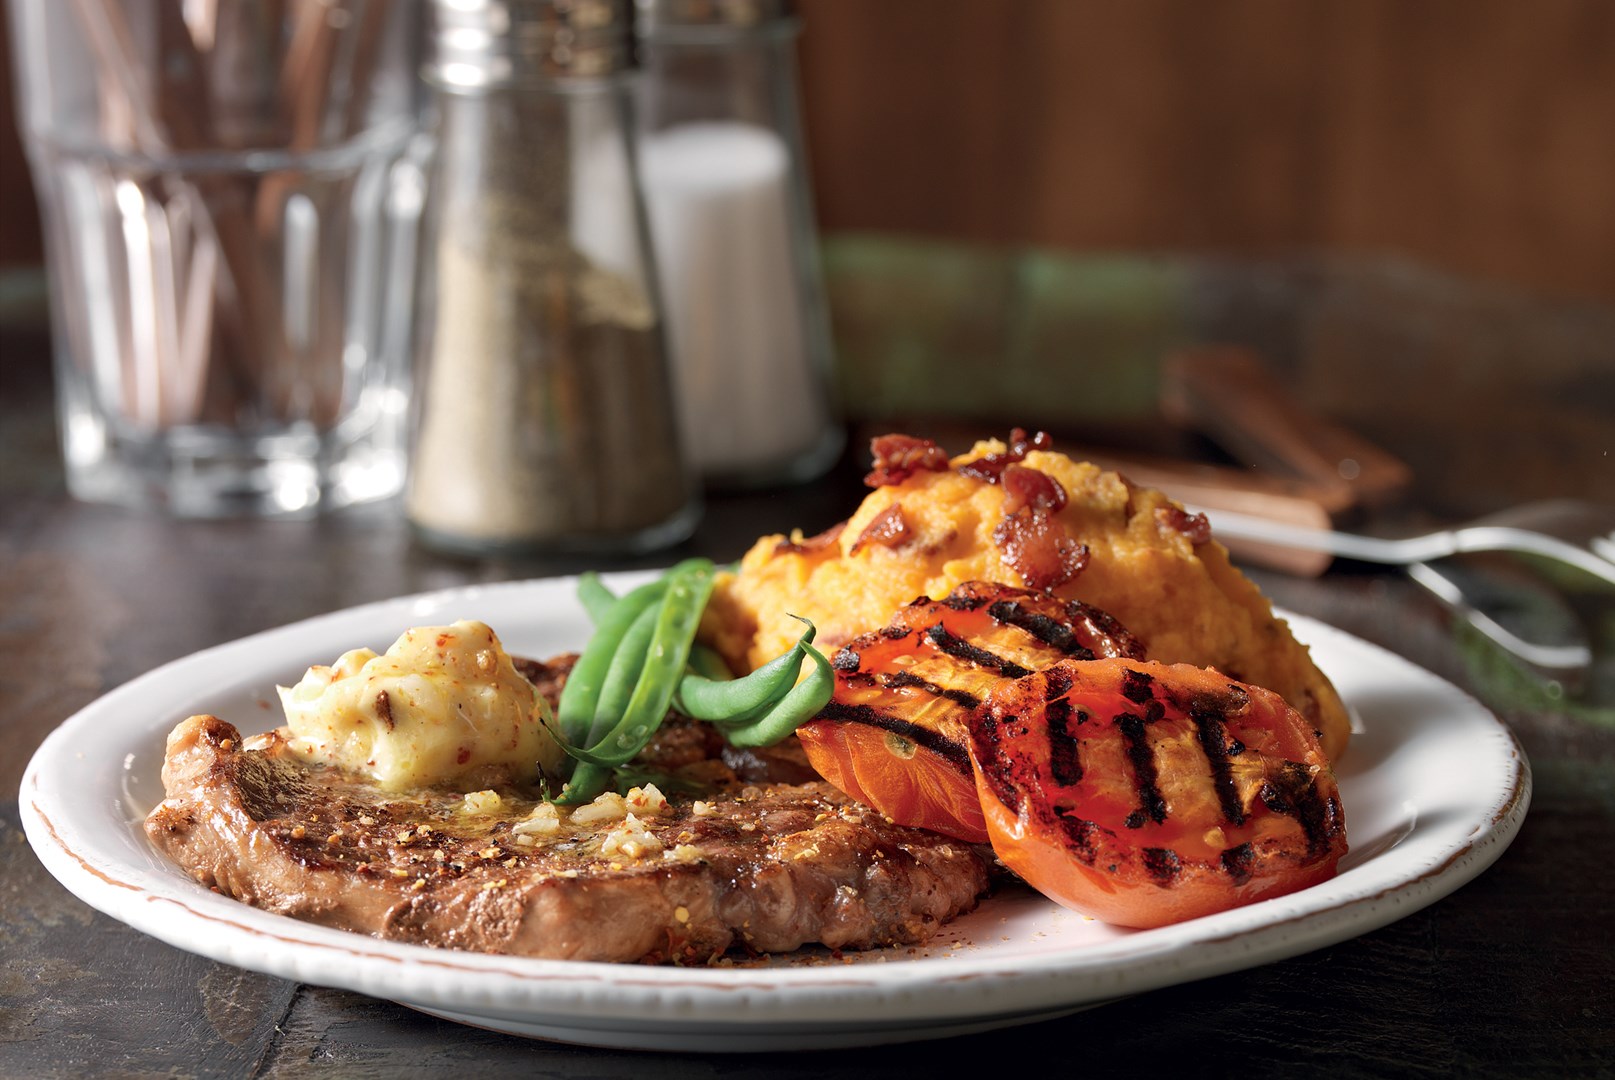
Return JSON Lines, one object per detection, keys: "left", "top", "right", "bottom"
{"left": 793, "top": 0, "right": 1615, "bottom": 303}
{"left": 3, "top": 0, "right": 1615, "bottom": 302}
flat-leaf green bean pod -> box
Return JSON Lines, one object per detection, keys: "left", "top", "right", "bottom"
{"left": 577, "top": 572, "right": 618, "bottom": 625}
{"left": 674, "top": 620, "right": 815, "bottom": 722}
{"left": 580, "top": 561, "right": 717, "bottom": 768}
{"left": 583, "top": 601, "right": 662, "bottom": 747}
{"left": 720, "top": 642, "right": 834, "bottom": 748}
{"left": 557, "top": 761, "right": 615, "bottom": 804}
{"left": 685, "top": 643, "right": 733, "bottom": 683}
{"left": 554, "top": 578, "right": 667, "bottom": 747}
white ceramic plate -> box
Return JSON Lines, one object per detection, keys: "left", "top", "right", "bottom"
{"left": 21, "top": 575, "right": 1530, "bottom": 1052}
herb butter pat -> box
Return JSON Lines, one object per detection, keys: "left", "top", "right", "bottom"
{"left": 276, "top": 620, "right": 561, "bottom": 789}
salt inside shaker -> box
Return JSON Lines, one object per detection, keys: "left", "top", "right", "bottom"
{"left": 632, "top": 0, "right": 843, "bottom": 488}
{"left": 408, "top": 0, "right": 699, "bottom": 555}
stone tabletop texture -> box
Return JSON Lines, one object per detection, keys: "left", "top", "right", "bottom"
{"left": 2, "top": 251, "right": 1611, "bottom": 1077}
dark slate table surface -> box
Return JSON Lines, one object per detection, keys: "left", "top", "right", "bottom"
{"left": 2, "top": 267, "right": 1612, "bottom": 1078}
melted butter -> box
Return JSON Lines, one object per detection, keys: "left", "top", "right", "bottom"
{"left": 276, "top": 620, "right": 562, "bottom": 790}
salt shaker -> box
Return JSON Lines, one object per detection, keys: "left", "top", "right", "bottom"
{"left": 407, "top": 0, "right": 699, "bottom": 555}
{"left": 633, "top": 0, "right": 843, "bottom": 488}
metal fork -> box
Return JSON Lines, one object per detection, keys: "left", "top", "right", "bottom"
{"left": 1404, "top": 558, "right": 1592, "bottom": 674}
{"left": 1190, "top": 498, "right": 1615, "bottom": 587}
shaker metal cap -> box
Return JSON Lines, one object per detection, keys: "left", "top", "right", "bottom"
{"left": 428, "top": 0, "right": 632, "bottom": 85}
{"left": 634, "top": 0, "right": 790, "bottom": 35}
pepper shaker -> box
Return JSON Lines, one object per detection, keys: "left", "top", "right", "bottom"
{"left": 407, "top": 0, "right": 699, "bottom": 555}
{"left": 632, "top": 0, "right": 843, "bottom": 488}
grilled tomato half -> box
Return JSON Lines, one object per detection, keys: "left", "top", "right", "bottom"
{"left": 968, "top": 659, "right": 1346, "bottom": 928}
{"left": 797, "top": 581, "right": 1144, "bottom": 843}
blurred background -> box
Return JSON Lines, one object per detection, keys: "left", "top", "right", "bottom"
{"left": 2, "top": 0, "right": 1611, "bottom": 515}
{"left": 798, "top": 0, "right": 1615, "bottom": 305}
{"left": 7, "top": 0, "right": 1615, "bottom": 299}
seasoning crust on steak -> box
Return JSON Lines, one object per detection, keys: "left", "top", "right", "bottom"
{"left": 145, "top": 707, "right": 990, "bottom": 964}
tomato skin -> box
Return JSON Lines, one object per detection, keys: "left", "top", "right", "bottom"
{"left": 969, "top": 659, "right": 1347, "bottom": 928}
{"left": 798, "top": 582, "right": 1144, "bottom": 845}
{"left": 798, "top": 718, "right": 989, "bottom": 843}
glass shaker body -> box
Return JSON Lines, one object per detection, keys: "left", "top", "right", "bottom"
{"left": 636, "top": 6, "right": 843, "bottom": 488}
{"left": 408, "top": 56, "right": 699, "bottom": 554}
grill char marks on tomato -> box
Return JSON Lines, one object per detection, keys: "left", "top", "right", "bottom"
{"left": 966, "top": 658, "right": 1347, "bottom": 928}
{"left": 813, "top": 701, "right": 974, "bottom": 773}
{"left": 1119, "top": 711, "right": 1169, "bottom": 829}
{"left": 819, "top": 582, "right": 1146, "bottom": 780}
{"left": 1043, "top": 666, "right": 1083, "bottom": 787}
{"left": 1220, "top": 842, "right": 1256, "bottom": 885}
{"left": 1192, "top": 698, "right": 1247, "bottom": 827}
{"left": 968, "top": 710, "right": 1019, "bottom": 813}
{"left": 795, "top": 581, "right": 1146, "bottom": 843}
{"left": 991, "top": 597, "right": 1143, "bottom": 661}
{"left": 983, "top": 662, "right": 1336, "bottom": 855}
{"left": 1261, "top": 761, "right": 1342, "bottom": 858}
{"left": 1142, "top": 847, "right": 1182, "bottom": 886}
{"left": 923, "top": 623, "right": 1032, "bottom": 679}
{"left": 1120, "top": 666, "right": 1155, "bottom": 704}
{"left": 881, "top": 670, "right": 982, "bottom": 709}
{"left": 987, "top": 602, "right": 1090, "bottom": 659}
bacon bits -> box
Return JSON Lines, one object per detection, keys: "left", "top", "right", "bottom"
{"left": 994, "top": 508, "right": 1089, "bottom": 592}
{"left": 956, "top": 428, "right": 1054, "bottom": 484}
{"left": 1156, "top": 505, "right": 1212, "bottom": 545}
{"left": 1000, "top": 463, "right": 1067, "bottom": 516}
{"left": 850, "top": 505, "right": 912, "bottom": 555}
{"left": 773, "top": 521, "right": 846, "bottom": 557}
{"left": 989, "top": 461, "right": 1086, "bottom": 591}
{"left": 865, "top": 435, "right": 951, "bottom": 488}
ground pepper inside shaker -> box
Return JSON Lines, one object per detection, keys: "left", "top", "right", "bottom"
{"left": 407, "top": 0, "right": 698, "bottom": 555}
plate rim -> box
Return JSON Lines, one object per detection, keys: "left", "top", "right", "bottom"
{"left": 19, "top": 575, "right": 1532, "bottom": 1038}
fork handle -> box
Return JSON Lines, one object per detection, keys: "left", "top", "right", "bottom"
{"left": 1185, "top": 506, "right": 1457, "bottom": 564}
{"left": 1190, "top": 506, "right": 1615, "bottom": 586}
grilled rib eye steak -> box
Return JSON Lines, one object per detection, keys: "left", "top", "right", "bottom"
{"left": 144, "top": 656, "right": 989, "bottom": 964}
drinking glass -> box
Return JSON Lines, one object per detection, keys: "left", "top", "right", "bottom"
{"left": 7, "top": 0, "right": 424, "bottom": 516}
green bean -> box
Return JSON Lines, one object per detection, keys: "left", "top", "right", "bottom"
{"left": 553, "top": 560, "right": 717, "bottom": 803}
{"left": 685, "top": 643, "right": 733, "bottom": 683}
{"left": 719, "top": 641, "right": 834, "bottom": 748}
{"left": 577, "top": 572, "right": 619, "bottom": 625}
{"left": 585, "top": 602, "right": 662, "bottom": 746}
{"left": 561, "top": 611, "right": 654, "bottom": 798}
{"left": 556, "top": 761, "right": 615, "bottom": 804}
{"left": 554, "top": 578, "right": 667, "bottom": 747}
{"left": 702, "top": 692, "right": 788, "bottom": 731}
{"left": 581, "top": 560, "right": 717, "bottom": 767}
{"left": 556, "top": 598, "right": 676, "bottom": 803}
{"left": 553, "top": 742, "right": 628, "bottom": 770}
{"left": 675, "top": 620, "right": 814, "bottom": 722}
{"left": 551, "top": 560, "right": 833, "bottom": 804}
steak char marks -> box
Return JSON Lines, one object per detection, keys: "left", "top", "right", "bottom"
{"left": 145, "top": 657, "right": 988, "bottom": 964}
